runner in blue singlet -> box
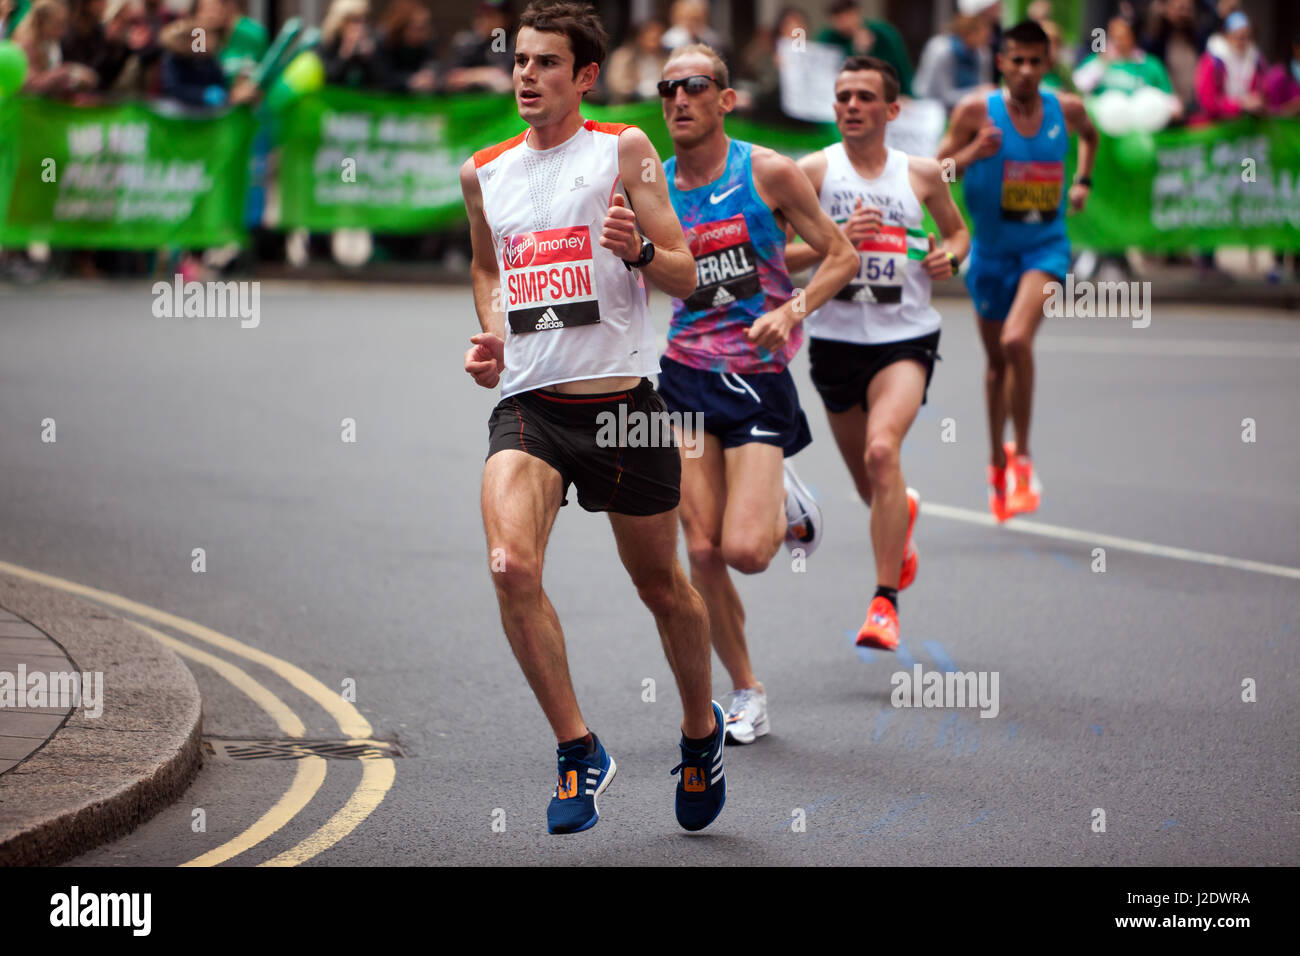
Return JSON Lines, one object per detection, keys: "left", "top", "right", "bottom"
{"left": 938, "top": 19, "right": 1099, "bottom": 522}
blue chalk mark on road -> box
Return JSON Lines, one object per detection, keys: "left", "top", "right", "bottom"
{"left": 1161, "top": 818, "right": 1179, "bottom": 830}
{"left": 1090, "top": 724, "right": 1103, "bottom": 736}
{"left": 872, "top": 705, "right": 894, "bottom": 741}
{"left": 922, "top": 640, "right": 957, "bottom": 673}
{"left": 895, "top": 642, "right": 917, "bottom": 668}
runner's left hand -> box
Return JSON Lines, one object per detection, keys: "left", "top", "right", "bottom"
{"left": 1068, "top": 182, "right": 1090, "bottom": 213}
{"left": 599, "top": 193, "right": 641, "bottom": 261}
{"left": 921, "top": 233, "right": 953, "bottom": 280}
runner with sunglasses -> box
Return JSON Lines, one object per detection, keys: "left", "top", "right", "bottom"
{"left": 656, "top": 45, "right": 858, "bottom": 743}
{"left": 461, "top": 2, "right": 728, "bottom": 836}
{"left": 785, "top": 56, "right": 968, "bottom": 651}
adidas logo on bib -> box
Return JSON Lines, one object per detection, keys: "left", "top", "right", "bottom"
{"left": 852, "top": 285, "right": 877, "bottom": 304}
{"left": 535, "top": 307, "right": 565, "bottom": 330}
{"left": 711, "top": 286, "right": 736, "bottom": 307}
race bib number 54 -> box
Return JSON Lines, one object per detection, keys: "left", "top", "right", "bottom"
{"left": 502, "top": 226, "right": 601, "bottom": 333}
{"left": 835, "top": 225, "right": 907, "bottom": 304}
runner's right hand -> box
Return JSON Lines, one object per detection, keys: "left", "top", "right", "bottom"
{"left": 843, "top": 197, "right": 883, "bottom": 245}
{"left": 465, "top": 332, "right": 504, "bottom": 389}
{"left": 972, "top": 118, "right": 1002, "bottom": 160}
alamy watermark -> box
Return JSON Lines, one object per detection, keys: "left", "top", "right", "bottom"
{"left": 595, "top": 407, "right": 705, "bottom": 459}
{"left": 152, "top": 275, "right": 260, "bottom": 328}
{"left": 1044, "top": 275, "right": 1151, "bottom": 329}
{"left": 890, "top": 664, "right": 999, "bottom": 719}
{"left": 0, "top": 666, "right": 104, "bottom": 718}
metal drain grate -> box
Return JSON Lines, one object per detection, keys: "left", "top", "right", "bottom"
{"left": 203, "top": 737, "right": 403, "bottom": 761}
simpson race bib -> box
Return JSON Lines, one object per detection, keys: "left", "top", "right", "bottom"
{"left": 1000, "top": 160, "right": 1063, "bottom": 222}
{"left": 835, "top": 224, "right": 907, "bottom": 305}
{"left": 502, "top": 226, "right": 601, "bottom": 334}
{"left": 683, "top": 214, "right": 761, "bottom": 312}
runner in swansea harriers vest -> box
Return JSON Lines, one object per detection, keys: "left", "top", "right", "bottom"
{"left": 656, "top": 44, "right": 858, "bottom": 746}
{"left": 786, "top": 55, "right": 969, "bottom": 653}
{"left": 938, "top": 19, "right": 1098, "bottom": 523}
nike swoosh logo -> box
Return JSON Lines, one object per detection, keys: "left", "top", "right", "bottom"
{"left": 709, "top": 184, "right": 742, "bottom": 205}
{"left": 750, "top": 425, "right": 779, "bottom": 437}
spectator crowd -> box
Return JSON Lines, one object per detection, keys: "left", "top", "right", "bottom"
{"left": 2, "top": 0, "right": 1295, "bottom": 130}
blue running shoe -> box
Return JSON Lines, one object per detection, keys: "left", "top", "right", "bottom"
{"left": 670, "top": 701, "right": 726, "bottom": 832}
{"left": 546, "top": 734, "right": 616, "bottom": 835}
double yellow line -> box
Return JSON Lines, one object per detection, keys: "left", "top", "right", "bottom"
{"left": 0, "top": 559, "right": 396, "bottom": 867}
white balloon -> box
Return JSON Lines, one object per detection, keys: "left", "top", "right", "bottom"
{"left": 1128, "top": 86, "right": 1174, "bottom": 133}
{"left": 1090, "top": 90, "right": 1133, "bottom": 136}
{"left": 332, "top": 228, "right": 373, "bottom": 268}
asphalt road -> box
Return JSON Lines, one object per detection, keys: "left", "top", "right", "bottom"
{"left": 1, "top": 280, "right": 1296, "bottom": 865}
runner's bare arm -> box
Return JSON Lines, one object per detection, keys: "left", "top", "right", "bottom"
{"left": 911, "top": 155, "right": 970, "bottom": 280}
{"left": 460, "top": 157, "right": 505, "bottom": 340}
{"left": 615, "top": 127, "right": 698, "bottom": 300}
{"left": 1058, "top": 93, "right": 1099, "bottom": 213}
{"left": 460, "top": 156, "right": 505, "bottom": 389}
{"left": 782, "top": 151, "right": 830, "bottom": 274}
{"left": 753, "top": 147, "right": 857, "bottom": 321}
{"left": 937, "top": 94, "right": 996, "bottom": 179}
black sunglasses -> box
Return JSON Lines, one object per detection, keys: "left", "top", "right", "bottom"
{"left": 657, "top": 75, "right": 722, "bottom": 97}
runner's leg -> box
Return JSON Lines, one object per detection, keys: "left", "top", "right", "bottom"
{"left": 679, "top": 431, "right": 757, "bottom": 691}
{"left": 825, "top": 403, "right": 871, "bottom": 506}
{"left": 863, "top": 360, "right": 927, "bottom": 588}
{"left": 719, "top": 441, "right": 787, "bottom": 575}
{"left": 977, "top": 316, "right": 1010, "bottom": 470}
{"left": 1001, "top": 270, "right": 1054, "bottom": 461}
{"left": 608, "top": 508, "right": 715, "bottom": 739}
{"left": 481, "top": 449, "right": 584, "bottom": 742}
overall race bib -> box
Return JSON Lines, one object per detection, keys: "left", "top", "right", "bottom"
{"left": 683, "top": 214, "right": 761, "bottom": 312}
{"left": 836, "top": 224, "right": 907, "bottom": 305}
{"left": 1000, "top": 160, "right": 1063, "bottom": 222}
{"left": 502, "top": 226, "right": 601, "bottom": 333}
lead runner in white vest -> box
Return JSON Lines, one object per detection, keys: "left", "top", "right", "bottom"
{"left": 786, "top": 55, "right": 969, "bottom": 655}
{"left": 459, "top": 1, "right": 727, "bottom": 837}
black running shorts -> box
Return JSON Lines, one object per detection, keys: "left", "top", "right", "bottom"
{"left": 807, "top": 331, "right": 942, "bottom": 414}
{"left": 486, "top": 378, "right": 682, "bottom": 516}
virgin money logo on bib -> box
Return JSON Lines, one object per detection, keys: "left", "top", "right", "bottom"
{"left": 503, "top": 232, "right": 538, "bottom": 269}
{"left": 502, "top": 226, "right": 601, "bottom": 334}
{"left": 683, "top": 214, "right": 760, "bottom": 313}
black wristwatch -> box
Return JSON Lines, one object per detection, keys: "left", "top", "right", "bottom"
{"left": 1074, "top": 174, "right": 1092, "bottom": 187}
{"left": 623, "top": 237, "right": 655, "bottom": 271}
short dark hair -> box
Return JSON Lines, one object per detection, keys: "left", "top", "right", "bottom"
{"left": 839, "top": 55, "right": 900, "bottom": 102}
{"left": 518, "top": 1, "right": 608, "bottom": 76}
{"left": 827, "top": 0, "right": 858, "bottom": 16}
{"left": 1002, "top": 19, "right": 1050, "bottom": 51}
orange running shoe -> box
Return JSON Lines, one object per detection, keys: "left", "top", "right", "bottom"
{"left": 1006, "top": 453, "right": 1042, "bottom": 516}
{"left": 988, "top": 464, "right": 1010, "bottom": 523}
{"left": 856, "top": 595, "right": 900, "bottom": 651}
{"left": 899, "top": 487, "right": 920, "bottom": 590}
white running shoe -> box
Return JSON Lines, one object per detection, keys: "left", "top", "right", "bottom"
{"left": 724, "top": 687, "right": 769, "bottom": 745}
{"left": 782, "top": 461, "right": 822, "bottom": 557}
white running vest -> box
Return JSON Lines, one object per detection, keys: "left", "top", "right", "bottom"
{"left": 805, "top": 144, "right": 941, "bottom": 345}
{"left": 475, "top": 120, "right": 659, "bottom": 398}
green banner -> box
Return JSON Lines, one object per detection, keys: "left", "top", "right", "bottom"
{"left": 0, "top": 96, "right": 255, "bottom": 249}
{"left": 7, "top": 87, "right": 1299, "bottom": 252}
{"left": 273, "top": 89, "right": 841, "bottom": 233}
{"left": 1068, "top": 118, "right": 1300, "bottom": 252}
{"left": 275, "top": 88, "right": 525, "bottom": 231}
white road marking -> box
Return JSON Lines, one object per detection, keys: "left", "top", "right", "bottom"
{"left": 915, "top": 501, "right": 1300, "bottom": 581}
